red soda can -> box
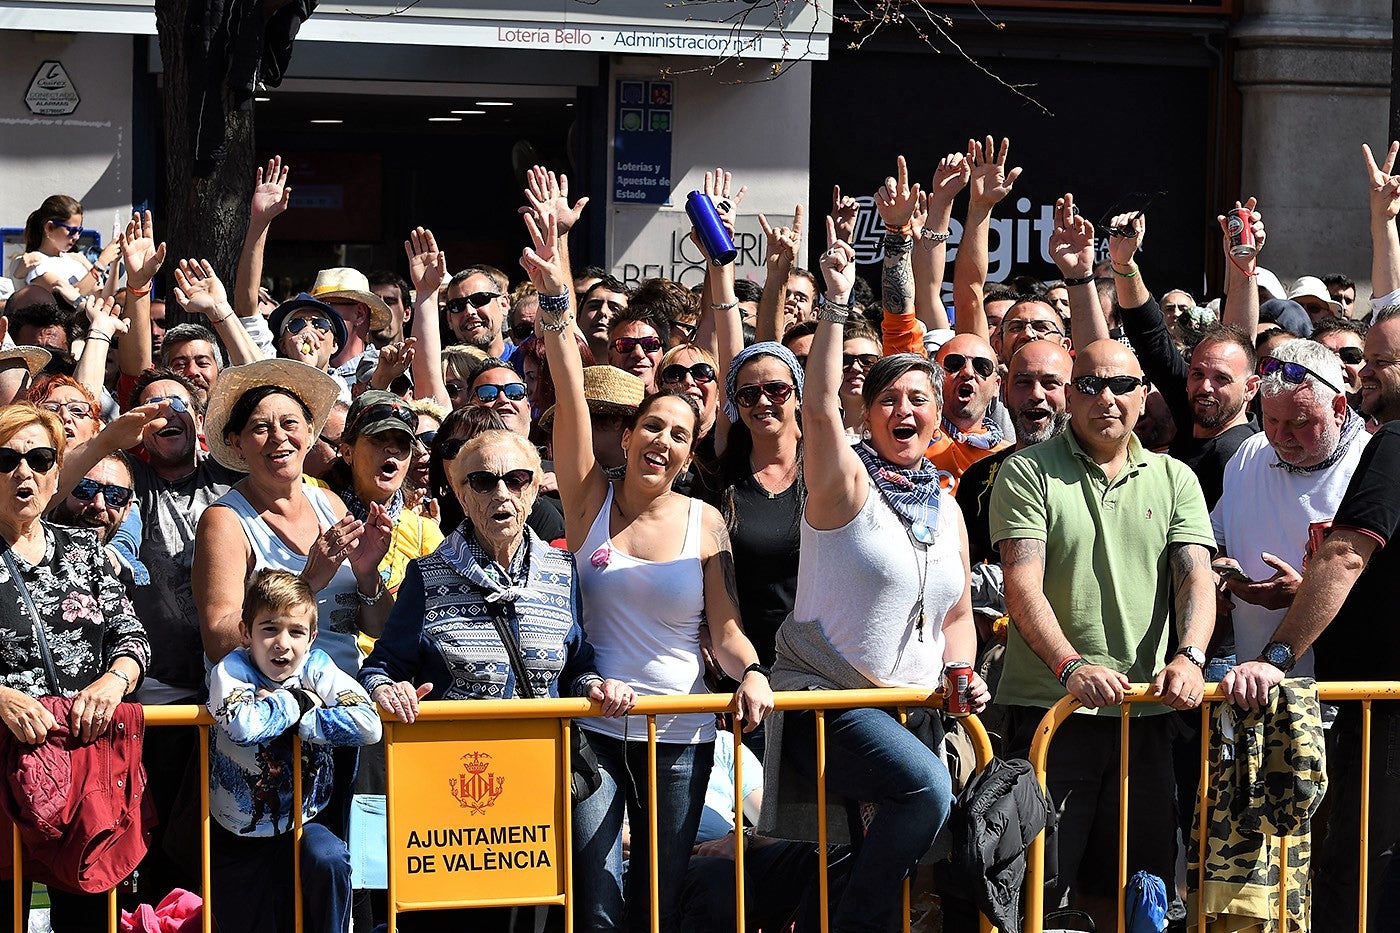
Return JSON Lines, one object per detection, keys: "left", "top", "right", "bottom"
{"left": 944, "top": 662, "right": 972, "bottom": 717}
{"left": 1226, "top": 207, "right": 1256, "bottom": 257}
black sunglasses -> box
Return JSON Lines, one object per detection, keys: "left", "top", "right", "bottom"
{"left": 439, "top": 437, "right": 467, "bottom": 461}
{"left": 445, "top": 292, "right": 502, "bottom": 313}
{"left": 661, "top": 362, "right": 716, "bottom": 386}
{"left": 669, "top": 320, "right": 698, "bottom": 340}
{"left": 1072, "top": 375, "right": 1146, "bottom": 396}
{"left": 842, "top": 352, "right": 879, "bottom": 370}
{"left": 71, "top": 477, "right": 133, "bottom": 508}
{"left": 611, "top": 336, "right": 663, "bottom": 355}
{"left": 416, "top": 430, "right": 437, "bottom": 448}
{"left": 349, "top": 402, "right": 416, "bottom": 436}
{"left": 464, "top": 469, "right": 534, "bottom": 495}
{"left": 445, "top": 380, "right": 468, "bottom": 398}
{"left": 734, "top": 381, "right": 796, "bottom": 408}
{"left": 284, "top": 317, "right": 334, "bottom": 336}
{"left": 0, "top": 447, "right": 57, "bottom": 474}
{"left": 474, "top": 383, "right": 527, "bottom": 403}
{"left": 1335, "top": 346, "right": 1365, "bottom": 366}
{"left": 941, "top": 353, "right": 997, "bottom": 379}
{"left": 1258, "top": 357, "right": 1344, "bottom": 395}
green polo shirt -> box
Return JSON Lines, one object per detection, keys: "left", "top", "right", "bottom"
{"left": 989, "top": 430, "right": 1214, "bottom": 715}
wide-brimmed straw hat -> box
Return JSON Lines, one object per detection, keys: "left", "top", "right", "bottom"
{"left": 0, "top": 346, "right": 52, "bottom": 377}
{"left": 308, "top": 268, "right": 391, "bottom": 332}
{"left": 204, "top": 359, "right": 343, "bottom": 471}
{"left": 539, "top": 365, "right": 645, "bottom": 430}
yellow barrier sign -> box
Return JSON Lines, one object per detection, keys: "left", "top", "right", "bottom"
{"left": 388, "top": 718, "right": 565, "bottom": 910}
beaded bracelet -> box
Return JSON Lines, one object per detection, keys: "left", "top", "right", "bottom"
{"left": 538, "top": 292, "right": 570, "bottom": 314}
{"left": 1058, "top": 658, "right": 1088, "bottom": 687}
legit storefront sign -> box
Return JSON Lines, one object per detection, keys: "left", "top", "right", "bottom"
{"left": 388, "top": 718, "right": 566, "bottom": 911}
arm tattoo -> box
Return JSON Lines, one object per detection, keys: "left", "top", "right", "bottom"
{"left": 882, "top": 233, "right": 914, "bottom": 314}
{"left": 709, "top": 520, "right": 743, "bottom": 611}
{"left": 998, "top": 537, "right": 1045, "bottom": 571}
{"left": 1169, "top": 542, "right": 1210, "bottom": 634}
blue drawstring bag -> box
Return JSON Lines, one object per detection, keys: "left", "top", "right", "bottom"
{"left": 1127, "top": 870, "right": 1169, "bottom": 933}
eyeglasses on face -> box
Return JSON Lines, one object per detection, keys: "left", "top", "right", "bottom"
{"left": 416, "top": 430, "right": 437, "bottom": 448}
{"left": 71, "top": 477, "right": 133, "bottom": 508}
{"left": 1002, "top": 319, "right": 1064, "bottom": 337}
{"left": 445, "top": 381, "right": 468, "bottom": 398}
{"left": 49, "top": 220, "right": 82, "bottom": 238}
{"left": 1258, "top": 356, "right": 1344, "bottom": 395}
{"left": 473, "top": 383, "right": 527, "bottom": 403}
{"left": 445, "top": 292, "right": 502, "bottom": 313}
{"left": 842, "top": 353, "right": 879, "bottom": 371}
{"left": 940, "top": 353, "right": 997, "bottom": 379}
{"left": 40, "top": 401, "right": 94, "bottom": 420}
{"left": 439, "top": 437, "right": 467, "bottom": 461}
{"left": 0, "top": 447, "right": 57, "bottom": 474}
{"left": 1071, "top": 375, "right": 1146, "bottom": 396}
{"left": 669, "top": 320, "right": 698, "bottom": 340}
{"left": 611, "top": 336, "right": 663, "bottom": 356}
{"left": 283, "top": 317, "right": 334, "bottom": 336}
{"left": 661, "top": 363, "right": 716, "bottom": 386}
{"left": 145, "top": 395, "right": 190, "bottom": 414}
{"left": 1334, "top": 346, "right": 1364, "bottom": 366}
{"left": 349, "top": 403, "right": 416, "bottom": 435}
{"left": 464, "top": 469, "right": 534, "bottom": 495}
{"left": 734, "top": 381, "right": 795, "bottom": 408}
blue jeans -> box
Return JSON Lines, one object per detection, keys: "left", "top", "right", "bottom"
{"left": 573, "top": 732, "right": 714, "bottom": 933}
{"left": 210, "top": 821, "right": 351, "bottom": 933}
{"left": 784, "top": 707, "right": 952, "bottom": 933}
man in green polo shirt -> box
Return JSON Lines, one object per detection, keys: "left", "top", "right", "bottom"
{"left": 990, "top": 339, "right": 1216, "bottom": 929}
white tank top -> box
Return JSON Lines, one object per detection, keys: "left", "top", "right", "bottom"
{"left": 793, "top": 482, "right": 962, "bottom": 689}
{"left": 576, "top": 483, "right": 713, "bottom": 744}
{"left": 212, "top": 482, "right": 362, "bottom": 674}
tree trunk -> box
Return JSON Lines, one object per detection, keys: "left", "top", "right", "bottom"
{"left": 154, "top": 0, "right": 255, "bottom": 328}
{"left": 1393, "top": 0, "right": 1400, "bottom": 145}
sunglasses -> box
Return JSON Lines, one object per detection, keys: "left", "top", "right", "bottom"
{"left": 464, "top": 469, "right": 534, "bottom": 495}
{"left": 669, "top": 320, "right": 698, "bottom": 340}
{"left": 611, "top": 336, "right": 663, "bottom": 356}
{"left": 661, "top": 362, "right": 716, "bottom": 386}
{"left": 1072, "top": 375, "right": 1146, "bottom": 396}
{"left": 349, "top": 402, "right": 416, "bottom": 436}
{"left": 941, "top": 353, "right": 997, "bottom": 379}
{"left": 445, "top": 292, "right": 503, "bottom": 313}
{"left": 283, "top": 317, "right": 334, "bottom": 336}
{"left": 439, "top": 437, "right": 467, "bottom": 461}
{"left": 49, "top": 220, "right": 82, "bottom": 237}
{"left": 734, "top": 381, "right": 796, "bottom": 408}
{"left": 0, "top": 447, "right": 57, "bottom": 474}
{"left": 40, "top": 401, "right": 94, "bottom": 420}
{"left": 842, "top": 353, "right": 879, "bottom": 371}
{"left": 473, "top": 383, "right": 527, "bottom": 403}
{"left": 145, "top": 395, "right": 191, "bottom": 414}
{"left": 445, "top": 380, "right": 468, "bottom": 398}
{"left": 1002, "top": 319, "right": 1064, "bottom": 336}
{"left": 1335, "top": 346, "right": 1365, "bottom": 366}
{"left": 416, "top": 430, "right": 437, "bottom": 448}
{"left": 1259, "top": 356, "right": 1344, "bottom": 395}
{"left": 71, "top": 477, "right": 133, "bottom": 508}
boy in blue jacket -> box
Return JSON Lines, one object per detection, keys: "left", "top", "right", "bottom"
{"left": 207, "top": 569, "right": 381, "bottom": 933}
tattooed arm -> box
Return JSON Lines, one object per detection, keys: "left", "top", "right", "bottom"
{"left": 1001, "top": 536, "right": 1130, "bottom": 708}
{"left": 701, "top": 504, "right": 773, "bottom": 730}
{"left": 872, "top": 155, "right": 927, "bottom": 356}
{"left": 1150, "top": 541, "right": 1214, "bottom": 709}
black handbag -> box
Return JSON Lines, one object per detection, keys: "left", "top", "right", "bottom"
{"left": 486, "top": 603, "right": 604, "bottom": 803}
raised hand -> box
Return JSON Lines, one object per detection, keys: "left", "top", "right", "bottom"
{"left": 831, "top": 184, "right": 860, "bottom": 245}
{"left": 350, "top": 502, "right": 393, "bottom": 582}
{"left": 520, "top": 206, "right": 570, "bottom": 297}
{"left": 874, "top": 155, "right": 920, "bottom": 232}
{"left": 372, "top": 338, "right": 416, "bottom": 389}
{"left": 404, "top": 227, "right": 447, "bottom": 296}
{"left": 117, "top": 210, "right": 166, "bottom": 289}
{"left": 1049, "top": 193, "right": 1097, "bottom": 279}
{"left": 172, "top": 259, "right": 231, "bottom": 319}
{"left": 1216, "top": 197, "right": 1266, "bottom": 273}
{"left": 520, "top": 165, "right": 589, "bottom": 235}
{"left": 966, "top": 136, "right": 1023, "bottom": 208}
{"left": 819, "top": 216, "right": 857, "bottom": 299}
{"left": 78, "top": 294, "right": 128, "bottom": 340}
{"left": 928, "top": 152, "right": 971, "bottom": 207}
{"left": 758, "top": 204, "right": 805, "bottom": 272}
{"left": 703, "top": 166, "right": 747, "bottom": 236}
{"left": 1364, "top": 143, "right": 1400, "bottom": 222}
{"left": 251, "top": 156, "right": 292, "bottom": 224}
{"left": 1106, "top": 208, "right": 1146, "bottom": 268}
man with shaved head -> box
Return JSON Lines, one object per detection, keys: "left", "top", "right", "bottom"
{"left": 990, "top": 340, "right": 1217, "bottom": 930}
{"left": 930, "top": 333, "right": 1010, "bottom": 490}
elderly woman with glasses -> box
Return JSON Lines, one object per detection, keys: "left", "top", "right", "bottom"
{"left": 0, "top": 403, "right": 149, "bottom": 928}
{"left": 359, "top": 428, "right": 634, "bottom": 932}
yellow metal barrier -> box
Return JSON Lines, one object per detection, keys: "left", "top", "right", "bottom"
{"left": 1023, "top": 682, "right": 1400, "bottom": 933}
{"left": 9, "top": 690, "right": 995, "bottom": 933}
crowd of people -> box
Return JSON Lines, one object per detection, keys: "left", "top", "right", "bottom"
{"left": 0, "top": 135, "right": 1398, "bottom": 933}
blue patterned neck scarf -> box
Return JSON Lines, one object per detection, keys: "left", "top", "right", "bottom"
{"left": 941, "top": 415, "right": 1005, "bottom": 451}
{"left": 438, "top": 522, "right": 534, "bottom": 604}
{"left": 853, "top": 441, "right": 946, "bottom": 543}
{"left": 340, "top": 485, "right": 404, "bottom": 525}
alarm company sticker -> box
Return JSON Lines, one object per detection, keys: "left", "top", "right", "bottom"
{"left": 26, "top": 61, "right": 80, "bottom": 116}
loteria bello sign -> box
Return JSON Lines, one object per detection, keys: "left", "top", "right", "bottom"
{"left": 387, "top": 718, "right": 567, "bottom": 911}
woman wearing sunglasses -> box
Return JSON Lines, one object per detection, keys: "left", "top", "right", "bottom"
{"left": 756, "top": 218, "right": 989, "bottom": 933}
{"left": 521, "top": 202, "right": 772, "bottom": 932}
{"left": 0, "top": 403, "right": 149, "bottom": 929}
{"left": 838, "top": 320, "right": 883, "bottom": 437}
{"left": 12, "top": 195, "right": 119, "bottom": 303}
{"left": 657, "top": 343, "right": 722, "bottom": 495}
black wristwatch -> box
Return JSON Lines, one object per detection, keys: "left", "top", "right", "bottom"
{"left": 742, "top": 662, "right": 771, "bottom": 680}
{"left": 1258, "top": 641, "right": 1297, "bottom": 674}
{"left": 1174, "top": 646, "right": 1206, "bottom": 669}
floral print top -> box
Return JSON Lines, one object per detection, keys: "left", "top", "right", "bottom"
{"left": 0, "top": 522, "right": 150, "bottom": 698}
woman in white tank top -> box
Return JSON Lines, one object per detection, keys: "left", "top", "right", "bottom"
{"left": 522, "top": 204, "right": 772, "bottom": 933}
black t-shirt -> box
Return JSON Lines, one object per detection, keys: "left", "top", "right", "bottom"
{"left": 954, "top": 445, "right": 1015, "bottom": 566}
{"left": 1169, "top": 422, "right": 1257, "bottom": 510}
{"left": 1313, "top": 424, "right": 1400, "bottom": 680}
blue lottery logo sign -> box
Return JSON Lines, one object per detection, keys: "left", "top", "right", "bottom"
{"left": 614, "top": 79, "right": 674, "bottom": 204}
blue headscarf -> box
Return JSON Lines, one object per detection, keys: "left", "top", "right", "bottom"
{"left": 723, "top": 341, "right": 804, "bottom": 424}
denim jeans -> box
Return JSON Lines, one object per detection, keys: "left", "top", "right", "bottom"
{"left": 783, "top": 707, "right": 952, "bottom": 933}
{"left": 210, "top": 821, "right": 351, "bottom": 933}
{"left": 572, "top": 732, "right": 714, "bottom": 933}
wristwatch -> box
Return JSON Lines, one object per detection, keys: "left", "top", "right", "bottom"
{"left": 1174, "top": 646, "right": 1206, "bottom": 669}
{"left": 1258, "top": 641, "right": 1297, "bottom": 674}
